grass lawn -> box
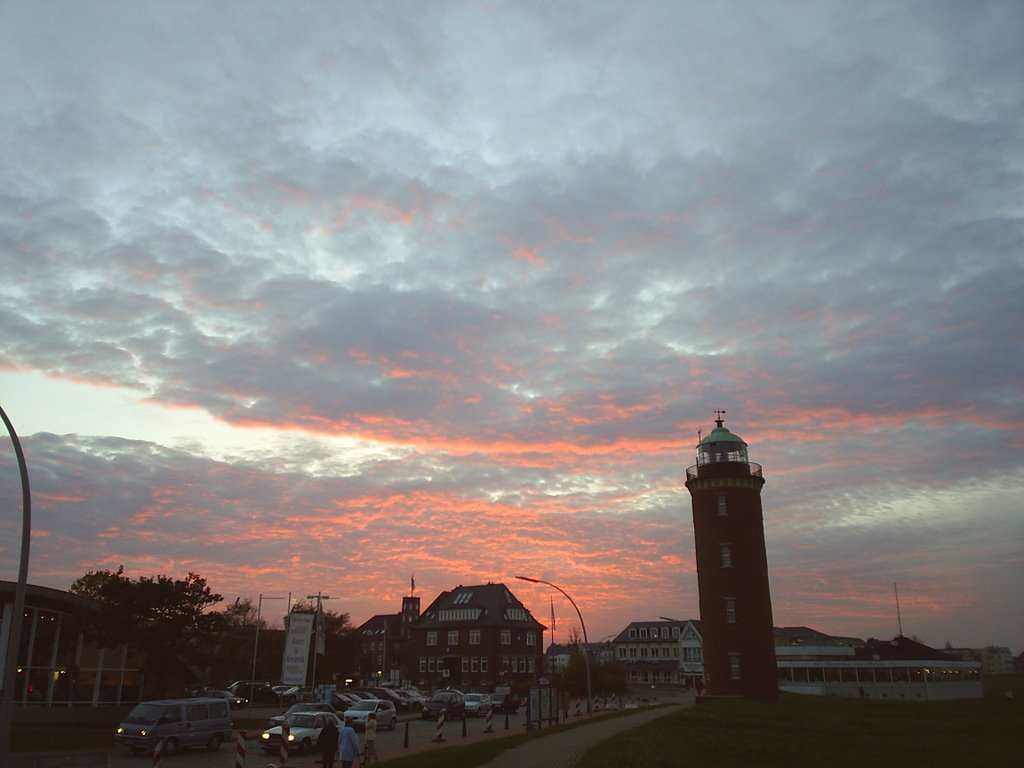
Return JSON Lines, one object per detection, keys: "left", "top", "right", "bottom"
{"left": 576, "top": 675, "right": 1022, "bottom": 768}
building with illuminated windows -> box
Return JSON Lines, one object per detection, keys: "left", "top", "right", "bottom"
{"left": 409, "top": 583, "right": 545, "bottom": 692}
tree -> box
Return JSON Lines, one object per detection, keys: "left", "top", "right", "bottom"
{"left": 70, "top": 566, "right": 223, "bottom": 697}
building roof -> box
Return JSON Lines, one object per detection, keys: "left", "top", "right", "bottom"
{"left": 612, "top": 619, "right": 701, "bottom": 642}
{"left": 856, "top": 635, "right": 958, "bottom": 662}
{"left": 700, "top": 423, "right": 746, "bottom": 446}
{"left": 414, "top": 583, "right": 545, "bottom": 631}
{"left": 775, "top": 626, "right": 864, "bottom": 647}
{"left": 357, "top": 613, "right": 402, "bottom": 635}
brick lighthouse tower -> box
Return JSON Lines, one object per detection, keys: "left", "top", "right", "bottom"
{"left": 686, "top": 411, "right": 778, "bottom": 699}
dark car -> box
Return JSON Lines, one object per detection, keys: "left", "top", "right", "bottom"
{"left": 370, "top": 687, "right": 413, "bottom": 711}
{"left": 205, "top": 689, "right": 249, "bottom": 709}
{"left": 230, "top": 681, "right": 280, "bottom": 705}
{"left": 422, "top": 689, "right": 465, "bottom": 721}
{"left": 490, "top": 692, "right": 521, "bottom": 714}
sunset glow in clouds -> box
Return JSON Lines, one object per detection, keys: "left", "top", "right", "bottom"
{"left": 1, "top": 1, "right": 1022, "bottom": 653}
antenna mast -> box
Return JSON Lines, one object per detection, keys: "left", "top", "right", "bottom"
{"left": 894, "top": 582, "right": 904, "bottom": 637}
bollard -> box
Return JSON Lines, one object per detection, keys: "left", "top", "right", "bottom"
{"left": 504, "top": 710, "right": 509, "bottom": 730}
{"left": 152, "top": 738, "right": 163, "bottom": 767}
{"left": 235, "top": 731, "right": 247, "bottom": 768}
{"left": 484, "top": 706, "right": 494, "bottom": 733}
{"left": 574, "top": 698, "right": 582, "bottom": 717}
{"left": 403, "top": 720, "right": 410, "bottom": 748}
{"left": 280, "top": 723, "right": 290, "bottom": 765}
{"left": 432, "top": 711, "right": 446, "bottom": 742}
{"left": 462, "top": 714, "right": 467, "bottom": 737}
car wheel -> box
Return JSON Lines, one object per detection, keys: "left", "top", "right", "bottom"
{"left": 298, "top": 738, "right": 312, "bottom": 755}
{"left": 206, "top": 733, "right": 223, "bottom": 751}
{"left": 161, "top": 738, "right": 180, "bottom": 756}
{"left": 388, "top": 715, "right": 397, "bottom": 730}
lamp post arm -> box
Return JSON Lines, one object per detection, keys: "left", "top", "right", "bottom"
{"left": 0, "top": 405, "right": 32, "bottom": 766}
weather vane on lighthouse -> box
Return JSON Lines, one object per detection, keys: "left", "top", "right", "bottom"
{"left": 714, "top": 408, "right": 727, "bottom": 426}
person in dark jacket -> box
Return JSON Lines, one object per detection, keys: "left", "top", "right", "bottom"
{"left": 317, "top": 714, "right": 340, "bottom": 768}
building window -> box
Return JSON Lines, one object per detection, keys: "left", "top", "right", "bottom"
{"left": 462, "top": 658, "right": 469, "bottom": 673}
{"left": 725, "top": 598, "right": 737, "bottom": 623}
{"left": 520, "top": 657, "right": 527, "bottom": 673}
{"left": 427, "top": 631, "right": 437, "bottom": 646}
{"left": 448, "top": 630, "right": 459, "bottom": 646}
{"left": 419, "top": 659, "right": 426, "bottom": 672}
{"left": 527, "top": 656, "right": 535, "bottom": 673}
{"left": 481, "top": 657, "right": 488, "bottom": 672}
{"left": 511, "top": 657, "right": 518, "bottom": 673}
{"left": 470, "top": 630, "right": 481, "bottom": 645}
{"left": 720, "top": 543, "right": 733, "bottom": 568}
{"left": 501, "top": 630, "right": 511, "bottom": 645}
{"left": 641, "top": 647, "right": 648, "bottom": 658}
{"left": 639, "top": 628, "right": 648, "bottom": 639}
{"left": 672, "top": 626, "right": 680, "bottom": 638}
{"left": 717, "top": 494, "right": 727, "bottom": 516}
{"left": 526, "top": 631, "right": 537, "bottom": 646}
{"left": 618, "top": 647, "right": 626, "bottom": 658}
{"left": 428, "top": 658, "right": 436, "bottom": 672}
{"left": 629, "top": 628, "right": 637, "bottom": 639}
{"left": 729, "top": 653, "right": 741, "bottom": 680}
{"left": 629, "top": 647, "right": 637, "bottom": 658}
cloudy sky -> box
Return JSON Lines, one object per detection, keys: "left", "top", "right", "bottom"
{"left": 1, "top": 1, "right": 1022, "bottom": 653}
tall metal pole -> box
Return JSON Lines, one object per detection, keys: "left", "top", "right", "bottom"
{"left": 305, "top": 592, "right": 336, "bottom": 691}
{"left": 248, "top": 594, "right": 283, "bottom": 718}
{"left": 0, "top": 405, "right": 32, "bottom": 766}
{"left": 516, "top": 576, "right": 592, "bottom": 715}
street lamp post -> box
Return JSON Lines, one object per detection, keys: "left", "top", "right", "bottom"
{"left": 515, "top": 576, "right": 592, "bottom": 716}
{"left": 0, "top": 405, "right": 31, "bottom": 767}
{"left": 248, "top": 594, "right": 284, "bottom": 717}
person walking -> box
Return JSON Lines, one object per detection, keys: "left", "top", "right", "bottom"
{"left": 318, "top": 714, "right": 340, "bottom": 768}
{"left": 362, "top": 712, "right": 378, "bottom": 765}
{"left": 338, "top": 716, "right": 361, "bottom": 768}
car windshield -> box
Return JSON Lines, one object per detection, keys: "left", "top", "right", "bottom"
{"left": 123, "top": 703, "right": 164, "bottom": 725}
{"left": 285, "top": 714, "right": 317, "bottom": 728}
{"left": 350, "top": 701, "right": 376, "bottom": 711}
{"left": 466, "top": 694, "right": 483, "bottom": 701}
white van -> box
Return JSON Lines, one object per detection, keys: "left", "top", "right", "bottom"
{"left": 115, "top": 697, "right": 233, "bottom": 754}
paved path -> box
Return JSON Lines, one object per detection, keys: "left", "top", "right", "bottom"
{"left": 477, "top": 700, "right": 689, "bottom": 768}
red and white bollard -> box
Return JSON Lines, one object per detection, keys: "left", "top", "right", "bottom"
{"left": 574, "top": 698, "right": 582, "bottom": 717}
{"left": 432, "top": 711, "right": 446, "bottom": 742}
{"left": 484, "top": 706, "right": 494, "bottom": 733}
{"left": 280, "top": 723, "right": 290, "bottom": 765}
{"left": 235, "top": 731, "right": 246, "bottom": 768}
{"left": 151, "top": 738, "right": 163, "bottom": 767}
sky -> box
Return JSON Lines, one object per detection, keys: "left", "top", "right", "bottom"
{"left": 1, "top": 1, "right": 1022, "bottom": 654}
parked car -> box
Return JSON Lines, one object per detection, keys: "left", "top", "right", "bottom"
{"left": 267, "top": 702, "right": 339, "bottom": 728}
{"left": 391, "top": 689, "right": 427, "bottom": 711}
{"left": 370, "top": 687, "right": 414, "bottom": 711}
{"left": 463, "top": 692, "right": 493, "bottom": 717}
{"left": 490, "top": 692, "right": 521, "bottom": 714}
{"left": 229, "top": 681, "right": 280, "bottom": 705}
{"left": 115, "top": 697, "right": 232, "bottom": 755}
{"left": 330, "top": 691, "right": 363, "bottom": 709}
{"left": 260, "top": 711, "right": 341, "bottom": 756}
{"left": 343, "top": 699, "right": 398, "bottom": 730}
{"left": 422, "top": 689, "right": 465, "bottom": 721}
{"left": 204, "top": 689, "right": 249, "bottom": 709}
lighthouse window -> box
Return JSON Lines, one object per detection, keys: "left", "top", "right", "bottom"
{"left": 717, "top": 495, "right": 727, "bottom": 516}
{"left": 729, "top": 653, "right": 742, "bottom": 680}
{"left": 725, "top": 598, "right": 736, "bottom": 623}
{"left": 720, "top": 544, "right": 733, "bottom": 568}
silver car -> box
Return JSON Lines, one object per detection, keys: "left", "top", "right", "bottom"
{"left": 464, "top": 692, "right": 493, "bottom": 717}
{"left": 343, "top": 699, "right": 398, "bottom": 730}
